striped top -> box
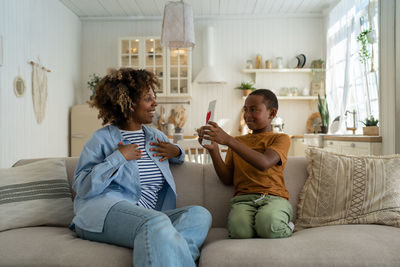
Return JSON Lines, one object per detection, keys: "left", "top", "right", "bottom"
{"left": 120, "top": 129, "right": 164, "bottom": 209}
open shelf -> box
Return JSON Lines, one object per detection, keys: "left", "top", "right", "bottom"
{"left": 242, "top": 68, "right": 325, "bottom": 73}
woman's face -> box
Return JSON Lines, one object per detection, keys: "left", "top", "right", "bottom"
{"left": 132, "top": 89, "right": 158, "bottom": 125}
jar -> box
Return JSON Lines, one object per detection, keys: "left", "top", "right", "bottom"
{"left": 246, "top": 59, "right": 253, "bottom": 69}
{"left": 265, "top": 60, "right": 272, "bottom": 69}
{"left": 256, "top": 54, "right": 263, "bottom": 69}
{"left": 276, "top": 57, "right": 283, "bottom": 69}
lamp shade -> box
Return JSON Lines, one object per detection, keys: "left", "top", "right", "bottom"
{"left": 161, "top": 1, "right": 195, "bottom": 48}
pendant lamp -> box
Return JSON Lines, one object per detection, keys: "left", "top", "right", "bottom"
{"left": 161, "top": 0, "right": 195, "bottom": 48}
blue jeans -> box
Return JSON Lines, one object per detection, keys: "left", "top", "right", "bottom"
{"left": 75, "top": 201, "right": 212, "bottom": 267}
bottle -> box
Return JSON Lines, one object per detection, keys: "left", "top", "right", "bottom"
{"left": 256, "top": 54, "right": 263, "bottom": 69}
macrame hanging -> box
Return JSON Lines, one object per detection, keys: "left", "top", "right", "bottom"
{"left": 30, "top": 61, "right": 49, "bottom": 124}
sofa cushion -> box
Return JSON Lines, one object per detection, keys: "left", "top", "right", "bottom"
{"left": 199, "top": 225, "right": 400, "bottom": 267}
{"left": 296, "top": 148, "right": 400, "bottom": 230}
{"left": 0, "top": 227, "right": 132, "bottom": 267}
{"left": 0, "top": 159, "right": 74, "bottom": 232}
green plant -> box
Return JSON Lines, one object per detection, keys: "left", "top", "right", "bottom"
{"left": 361, "top": 115, "right": 379, "bottom": 126}
{"left": 357, "top": 29, "right": 372, "bottom": 64}
{"left": 318, "top": 94, "right": 329, "bottom": 127}
{"left": 236, "top": 81, "right": 255, "bottom": 90}
{"left": 87, "top": 73, "right": 102, "bottom": 97}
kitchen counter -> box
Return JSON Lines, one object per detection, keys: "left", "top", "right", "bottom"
{"left": 303, "top": 134, "right": 382, "bottom": 143}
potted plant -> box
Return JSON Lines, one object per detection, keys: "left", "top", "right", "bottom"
{"left": 361, "top": 115, "right": 379, "bottom": 136}
{"left": 317, "top": 94, "right": 329, "bottom": 133}
{"left": 87, "top": 73, "right": 102, "bottom": 100}
{"left": 236, "top": 81, "right": 255, "bottom": 97}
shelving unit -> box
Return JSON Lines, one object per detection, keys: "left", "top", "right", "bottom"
{"left": 241, "top": 68, "right": 325, "bottom": 100}
{"left": 277, "top": 96, "right": 318, "bottom": 100}
{"left": 242, "top": 68, "right": 318, "bottom": 73}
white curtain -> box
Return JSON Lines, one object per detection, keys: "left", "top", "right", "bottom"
{"left": 326, "top": 0, "right": 378, "bottom": 134}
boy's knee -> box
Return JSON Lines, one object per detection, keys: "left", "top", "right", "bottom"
{"left": 228, "top": 213, "right": 254, "bottom": 239}
{"left": 255, "top": 211, "right": 292, "bottom": 238}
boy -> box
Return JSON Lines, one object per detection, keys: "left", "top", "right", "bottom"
{"left": 198, "top": 89, "right": 293, "bottom": 238}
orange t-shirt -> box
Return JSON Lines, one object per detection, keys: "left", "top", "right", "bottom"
{"left": 225, "top": 132, "right": 290, "bottom": 199}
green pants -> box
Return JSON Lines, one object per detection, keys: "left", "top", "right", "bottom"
{"left": 227, "top": 194, "right": 293, "bottom": 239}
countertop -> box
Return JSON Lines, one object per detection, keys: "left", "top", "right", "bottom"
{"left": 303, "top": 134, "right": 382, "bottom": 143}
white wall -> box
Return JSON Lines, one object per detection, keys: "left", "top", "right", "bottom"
{"left": 0, "top": 0, "right": 81, "bottom": 167}
{"left": 80, "top": 16, "right": 324, "bottom": 136}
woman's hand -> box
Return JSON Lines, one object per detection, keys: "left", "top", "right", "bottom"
{"left": 150, "top": 139, "right": 181, "bottom": 162}
{"left": 118, "top": 143, "right": 142, "bottom": 161}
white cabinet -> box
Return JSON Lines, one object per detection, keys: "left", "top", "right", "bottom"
{"left": 119, "top": 37, "right": 192, "bottom": 97}
{"left": 322, "top": 140, "right": 381, "bottom": 155}
{"left": 288, "top": 137, "right": 307, "bottom": 156}
{"left": 166, "top": 48, "right": 192, "bottom": 97}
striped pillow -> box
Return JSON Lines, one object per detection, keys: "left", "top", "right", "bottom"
{"left": 0, "top": 159, "right": 73, "bottom": 232}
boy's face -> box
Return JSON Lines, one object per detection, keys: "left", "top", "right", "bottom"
{"left": 243, "top": 94, "right": 277, "bottom": 133}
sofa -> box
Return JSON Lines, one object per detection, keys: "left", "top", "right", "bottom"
{"left": 1, "top": 156, "right": 400, "bottom": 267}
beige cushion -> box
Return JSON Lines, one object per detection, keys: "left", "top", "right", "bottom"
{"left": 0, "top": 159, "right": 74, "bottom": 232}
{"left": 0, "top": 227, "right": 132, "bottom": 267}
{"left": 296, "top": 148, "right": 400, "bottom": 230}
{"left": 199, "top": 225, "right": 400, "bottom": 267}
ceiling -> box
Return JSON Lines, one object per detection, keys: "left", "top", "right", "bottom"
{"left": 59, "top": 0, "right": 340, "bottom": 19}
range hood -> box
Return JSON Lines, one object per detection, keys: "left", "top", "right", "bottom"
{"left": 194, "top": 26, "right": 226, "bottom": 84}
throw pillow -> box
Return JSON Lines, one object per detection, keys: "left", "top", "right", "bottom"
{"left": 296, "top": 148, "right": 400, "bottom": 230}
{"left": 0, "top": 158, "right": 73, "bottom": 232}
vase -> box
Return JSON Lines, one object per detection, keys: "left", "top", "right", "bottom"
{"left": 319, "top": 125, "right": 329, "bottom": 134}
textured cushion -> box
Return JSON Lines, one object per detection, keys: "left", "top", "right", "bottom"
{"left": 296, "top": 148, "right": 400, "bottom": 230}
{"left": 0, "top": 159, "right": 74, "bottom": 232}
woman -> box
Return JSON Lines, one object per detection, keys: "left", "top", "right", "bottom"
{"left": 71, "top": 68, "right": 212, "bottom": 267}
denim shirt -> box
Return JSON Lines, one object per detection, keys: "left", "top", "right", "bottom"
{"left": 71, "top": 124, "right": 185, "bottom": 232}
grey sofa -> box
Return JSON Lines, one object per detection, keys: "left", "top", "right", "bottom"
{"left": 1, "top": 157, "right": 400, "bottom": 267}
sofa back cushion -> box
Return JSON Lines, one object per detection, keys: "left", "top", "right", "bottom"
{"left": 12, "top": 156, "right": 309, "bottom": 229}
{"left": 202, "top": 157, "right": 308, "bottom": 227}
{"left": 171, "top": 162, "right": 205, "bottom": 208}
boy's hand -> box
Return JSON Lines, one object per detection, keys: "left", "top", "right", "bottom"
{"left": 197, "top": 127, "right": 218, "bottom": 151}
{"left": 150, "top": 139, "right": 181, "bottom": 162}
{"left": 200, "top": 121, "right": 232, "bottom": 146}
{"left": 118, "top": 143, "right": 142, "bottom": 161}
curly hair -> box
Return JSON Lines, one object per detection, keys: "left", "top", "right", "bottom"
{"left": 249, "top": 89, "right": 279, "bottom": 110}
{"left": 90, "top": 68, "right": 159, "bottom": 128}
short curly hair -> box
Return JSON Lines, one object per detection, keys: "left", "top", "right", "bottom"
{"left": 249, "top": 89, "right": 278, "bottom": 110}
{"left": 90, "top": 68, "right": 159, "bottom": 128}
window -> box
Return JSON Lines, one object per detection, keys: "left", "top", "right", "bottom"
{"left": 326, "top": 0, "right": 379, "bottom": 134}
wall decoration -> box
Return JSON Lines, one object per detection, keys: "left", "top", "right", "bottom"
{"left": 13, "top": 76, "right": 26, "bottom": 97}
{"left": 28, "top": 60, "right": 51, "bottom": 124}
{"left": 0, "top": 36, "right": 3, "bottom": 66}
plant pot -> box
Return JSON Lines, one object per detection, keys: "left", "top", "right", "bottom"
{"left": 363, "top": 126, "right": 379, "bottom": 136}
{"left": 319, "top": 125, "right": 329, "bottom": 134}
{"left": 242, "top": 90, "right": 252, "bottom": 97}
